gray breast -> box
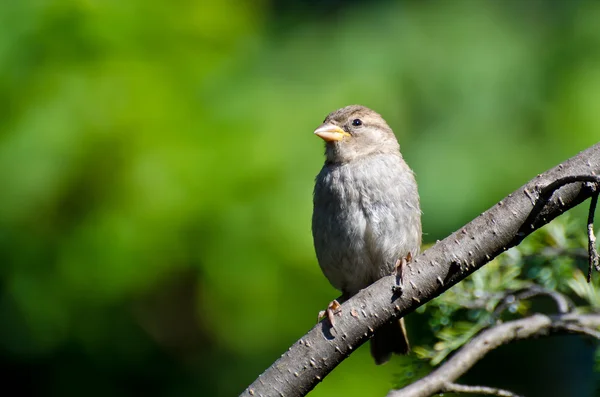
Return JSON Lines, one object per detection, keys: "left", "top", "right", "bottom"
{"left": 312, "top": 154, "right": 421, "bottom": 296}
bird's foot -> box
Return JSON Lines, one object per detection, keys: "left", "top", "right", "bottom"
{"left": 317, "top": 299, "right": 342, "bottom": 326}
{"left": 394, "top": 252, "right": 413, "bottom": 286}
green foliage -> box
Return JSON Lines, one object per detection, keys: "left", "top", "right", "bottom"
{"left": 1, "top": 1, "right": 600, "bottom": 396}
{"left": 569, "top": 270, "right": 600, "bottom": 310}
{"left": 409, "top": 215, "right": 599, "bottom": 385}
{"left": 392, "top": 354, "right": 433, "bottom": 390}
{"left": 413, "top": 255, "right": 529, "bottom": 366}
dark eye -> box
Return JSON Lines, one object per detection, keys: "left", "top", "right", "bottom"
{"left": 352, "top": 119, "right": 362, "bottom": 126}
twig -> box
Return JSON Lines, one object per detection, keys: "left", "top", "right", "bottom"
{"left": 441, "top": 382, "right": 523, "bottom": 397}
{"left": 587, "top": 192, "right": 599, "bottom": 282}
{"left": 512, "top": 174, "right": 600, "bottom": 281}
{"left": 493, "top": 285, "right": 573, "bottom": 316}
{"left": 386, "top": 313, "right": 600, "bottom": 397}
{"left": 561, "top": 324, "right": 600, "bottom": 340}
{"left": 516, "top": 175, "right": 600, "bottom": 244}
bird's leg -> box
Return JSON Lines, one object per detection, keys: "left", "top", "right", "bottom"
{"left": 394, "top": 252, "right": 413, "bottom": 287}
{"left": 317, "top": 300, "right": 341, "bottom": 326}
{"left": 317, "top": 292, "right": 349, "bottom": 326}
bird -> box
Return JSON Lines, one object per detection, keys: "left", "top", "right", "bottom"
{"left": 312, "top": 105, "right": 422, "bottom": 365}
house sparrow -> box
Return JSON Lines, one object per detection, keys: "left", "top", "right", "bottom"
{"left": 312, "top": 105, "right": 422, "bottom": 364}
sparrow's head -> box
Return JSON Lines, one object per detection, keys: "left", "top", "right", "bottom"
{"left": 314, "top": 105, "right": 400, "bottom": 164}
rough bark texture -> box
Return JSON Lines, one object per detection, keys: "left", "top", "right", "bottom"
{"left": 241, "top": 143, "right": 600, "bottom": 397}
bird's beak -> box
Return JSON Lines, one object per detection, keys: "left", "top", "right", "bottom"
{"left": 313, "top": 124, "right": 351, "bottom": 142}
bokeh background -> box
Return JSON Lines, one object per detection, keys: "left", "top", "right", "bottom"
{"left": 1, "top": 0, "right": 599, "bottom": 396}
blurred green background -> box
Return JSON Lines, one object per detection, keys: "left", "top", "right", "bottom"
{"left": 1, "top": 0, "right": 599, "bottom": 396}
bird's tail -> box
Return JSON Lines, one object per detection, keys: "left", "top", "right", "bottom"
{"left": 370, "top": 317, "right": 410, "bottom": 365}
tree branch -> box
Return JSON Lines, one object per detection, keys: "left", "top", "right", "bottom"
{"left": 241, "top": 143, "right": 600, "bottom": 397}
{"left": 387, "top": 313, "right": 600, "bottom": 397}
{"left": 442, "top": 382, "right": 524, "bottom": 397}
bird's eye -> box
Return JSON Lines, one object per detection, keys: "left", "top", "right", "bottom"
{"left": 352, "top": 119, "right": 362, "bottom": 126}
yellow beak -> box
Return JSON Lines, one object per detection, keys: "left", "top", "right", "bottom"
{"left": 313, "top": 124, "right": 351, "bottom": 142}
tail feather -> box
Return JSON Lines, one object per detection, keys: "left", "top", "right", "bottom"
{"left": 370, "top": 318, "right": 410, "bottom": 365}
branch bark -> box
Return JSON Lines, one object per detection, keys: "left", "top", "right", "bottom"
{"left": 241, "top": 142, "right": 600, "bottom": 397}
{"left": 441, "top": 382, "right": 523, "bottom": 397}
{"left": 387, "top": 313, "right": 600, "bottom": 397}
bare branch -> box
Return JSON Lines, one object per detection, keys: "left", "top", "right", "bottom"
{"left": 241, "top": 143, "right": 600, "bottom": 397}
{"left": 493, "top": 286, "right": 573, "bottom": 316}
{"left": 561, "top": 323, "right": 600, "bottom": 340}
{"left": 516, "top": 175, "right": 600, "bottom": 244}
{"left": 387, "top": 313, "right": 600, "bottom": 397}
{"left": 442, "top": 382, "right": 524, "bottom": 397}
